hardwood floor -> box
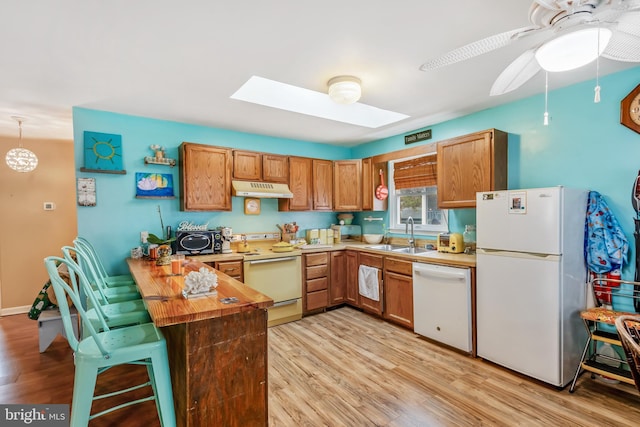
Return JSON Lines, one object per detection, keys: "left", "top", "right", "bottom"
{"left": 2, "top": 307, "right": 639, "bottom": 426}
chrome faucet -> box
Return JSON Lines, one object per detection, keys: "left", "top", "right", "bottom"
{"left": 405, "top": 216, "right": 415, "bottom": 249}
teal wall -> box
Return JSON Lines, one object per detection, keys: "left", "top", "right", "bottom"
{"left": 74, "top": 66, "right": 640, "bottom": 278}
{"left": 73, "top": 109, "right": 350, "bottom": 274}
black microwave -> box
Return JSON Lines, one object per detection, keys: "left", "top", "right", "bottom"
{"left": 174, "top": 230, "right": 222, "bottom": 255}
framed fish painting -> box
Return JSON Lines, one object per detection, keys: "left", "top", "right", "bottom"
{"left": 135, "top": 172, "right": 175, "bottom": 199}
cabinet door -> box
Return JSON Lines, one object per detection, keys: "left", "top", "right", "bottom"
{"left": 358, "top": 253, "right": 383, "bottom": 316}
{"left": 180, "top": 143, "right": 232, "bottom": 211}
{"left": 383, "top": 271, "right": 413, "bottom": 329}
{"left": 279, "top": 156, "right": 313, "bottom": 211}
{"left": 361, "top": 157, "right": 373, "bottom": 211}
{"left": 346, "top": 251, "right": 359, "bottom": 306}
{"left": 437, "top": 129, "right": 507, "bottom": 208}
{"left": 333, "top": 160, "right": 362, "bottom": 211}
{"left": 313, "top": 159, "right": 333, "bottom": 211}
{"left": 262, "top": 154, "right": 288, "bottom": 183}
{"left": 233, "top": 150, "right": 262, "bottom": 181}
{"left": 330, "top": 251, "right": 346, "bottom": 306}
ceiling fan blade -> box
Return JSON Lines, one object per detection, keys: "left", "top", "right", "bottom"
{"left": 419, "top": 26, "right": 539, "bottom": 70}
{"left": 602, "top": 12, "right": 640, "bottom": 62}
{"left": 533, "top": 0, "right": 562, "bottom": 11}
{"left": 490, "top": 48, "right": 541, "bottom": 96}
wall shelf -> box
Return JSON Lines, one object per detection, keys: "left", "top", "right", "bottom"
{"left": 144, "top": 156, "right": 176, "bottom": 167}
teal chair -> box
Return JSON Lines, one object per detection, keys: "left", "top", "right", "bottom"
{"left": 59, "top": 249, "right": 151, "bottom": 334}
{"left": 44, "top": 256, "right": 176, "bottom": 427}
{"left": 74, "top": 237, "right": 135, "bottom": 287}
{"left": 62, "top": 246, "right": 140, "bottom": 305}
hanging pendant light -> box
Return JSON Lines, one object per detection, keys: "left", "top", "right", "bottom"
{"left": 5, "top": 116, "right": 38, "bottom": 172}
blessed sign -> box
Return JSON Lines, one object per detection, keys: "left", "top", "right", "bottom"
{"left": 177, "top": 221, "right": 209, "bottom": 231}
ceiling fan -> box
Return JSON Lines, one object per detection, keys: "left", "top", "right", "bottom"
{"left": 420, "top": 0, "right": 640, "bottom": 96}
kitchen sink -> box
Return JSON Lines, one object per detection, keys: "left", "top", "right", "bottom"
{"left": 366, "top": 244, "right": 435, "bottom": 254}
{"left": 366, "top": 244, "right": 406, "bottom": 251}
{"left": 391, "top": 247, "right": 434, "bottom": 254}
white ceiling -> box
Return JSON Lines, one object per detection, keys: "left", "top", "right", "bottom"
{"left": 0, "top": 1, "right": 636, "bottom": 146}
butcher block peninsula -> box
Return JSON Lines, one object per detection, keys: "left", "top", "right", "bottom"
{"left": 127, "top": 257, "right": 273, "bottom": 427}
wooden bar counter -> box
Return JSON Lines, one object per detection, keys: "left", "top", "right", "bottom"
{"left": 127, "top": 258, "right": 273, "bottom": 427}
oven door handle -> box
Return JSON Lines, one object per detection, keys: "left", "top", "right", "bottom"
{"left": 247, "top": 256, "right": 298, "bottom": 265}
{"left": 272, "top": 298, "right": 299, "bottom": 308}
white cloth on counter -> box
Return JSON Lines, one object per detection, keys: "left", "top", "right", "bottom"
{"left": 358, "top": 265, "right": 379, "bottom": 301}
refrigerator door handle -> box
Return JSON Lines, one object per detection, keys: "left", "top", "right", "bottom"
{"left": 477, "top": 248, "right": 560, "bottom": 262}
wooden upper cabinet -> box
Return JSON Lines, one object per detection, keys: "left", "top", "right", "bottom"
{"left": 262, "top": 154, "right": 288, "bottom": 183}
{"left": 279, "top": 156, "right": 313, "bottom": 211}
{"left": 361, "top": 157, "right": 373, "bottom": 211}
{"left": 234, "top": 150, "right": 288, "bottom": 183}
{"left": 437, "top": 129, "right": 508, "bottom": 209}
{"left": 334, "top": 160, "right": 362, "bottom": 211}
{"left": 313, "top": 159, "right": 333, "bottom": 211}
{"left": 233, "top": 150, "right": 262, "bottom": 181}
{"left": 179, "top": 142, "right": 232, "bottom": 211}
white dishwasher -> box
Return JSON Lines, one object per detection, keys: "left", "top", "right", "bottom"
{"left": 412, "top": 263, "right": 472, "bottom": 352}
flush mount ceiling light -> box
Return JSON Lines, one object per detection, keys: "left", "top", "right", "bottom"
{"left": 535, "top": 27, "right": 612, "bottom": 72}
{"left": 231, "top": 76, "right": 408, "bottom": 128}
{"left": 327, "top": 76, "right": 361, "bottom": 105}
{"left": 5, "top": 116, "right": 38, "bottom": 173}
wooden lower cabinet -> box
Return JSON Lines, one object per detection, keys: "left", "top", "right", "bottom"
{"left": 345, "top": 250, "right": 359, "bottom": 307}
{"left": 214, "top": 260, "right": 243, "bottom": 282}
{"left": 303, "top": 252, "right": 329, "bottom": 312}
{"left": 383, "top": 257, "right": 414, "bottom": 330}
{"left": 329, "top": 251, "right": 346, "bottom": 305}
{"left": 358, "top": 253, "right": 383, "bottom": 316}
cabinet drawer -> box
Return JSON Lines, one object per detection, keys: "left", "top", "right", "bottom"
{"left": 215, "top": 261, "right": 243, "bottom": 280}
{"left": 305, "top": 252, "right": 329, "bottom": 266}
{"left": 306, "top": 290, "right": 328, "bottom": 311}
{"left": 306, "top": 264, "right": 328, "bottom": 280}
{"left": 384, "top": 257, "right": 412, "bottom": 276}
{"left": 359, "top": 253, "right": 383, "bottom": 269}
{"left": 307, "top": 277, "right": 328, "bottom": 292}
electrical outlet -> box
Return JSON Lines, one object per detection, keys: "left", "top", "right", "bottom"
{"left": 140, "top": 231, "right": 149, "bottom": 243}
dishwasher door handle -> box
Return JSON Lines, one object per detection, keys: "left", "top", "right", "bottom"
{"left": 247, "top": 256, "right": 298, "bottom": 265}
{"left": 414, "top": 267, "right": 467, "bottom": 281}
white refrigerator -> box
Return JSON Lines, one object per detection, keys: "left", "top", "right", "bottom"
{"left": 476, "top": 186, "right": 588, "bottom": 387}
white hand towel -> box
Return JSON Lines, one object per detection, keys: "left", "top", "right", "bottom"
{"left": 358, "top": 265, "right": 379, "bottom": 301}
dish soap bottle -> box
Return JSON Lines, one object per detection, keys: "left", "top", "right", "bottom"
{"left": 463, "top": 225, "right": 476, "bottom": 250}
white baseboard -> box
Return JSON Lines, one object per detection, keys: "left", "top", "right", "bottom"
{"left": 1, "top": 305, "right": 31, "bottom": 316}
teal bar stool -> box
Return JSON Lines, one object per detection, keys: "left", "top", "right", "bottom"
{"left": 74, "top": 237, "right": 135, "bottom": 287}
{"left": 63, "top": 246, "right": 140, "bottom": 305}
{"left": 59, "top": 250, "right": 151, "bottom": 334}
{"left": 44, "top": 256, "right": 176, "bottom": 427}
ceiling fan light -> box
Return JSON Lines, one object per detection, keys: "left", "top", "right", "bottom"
{"left": 327, "top": 76, "right": 361, "bottom": 104}
{"left": 535, "top": 27, "right": 612, "bottom": 72}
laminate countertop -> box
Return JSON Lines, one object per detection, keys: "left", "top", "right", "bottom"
{"left": 189, "top": 242, "right": 476, "bottom": 269}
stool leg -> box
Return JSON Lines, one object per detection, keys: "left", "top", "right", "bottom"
{"left": 70, "top": 363, "right": 98, "bottom": 427}
{"left": 150, "top": 349, "right": 176, "bottom": 427}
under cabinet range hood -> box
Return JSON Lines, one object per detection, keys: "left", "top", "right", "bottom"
{"left": 232, "top": 180, "right": 293, "bottom": 198}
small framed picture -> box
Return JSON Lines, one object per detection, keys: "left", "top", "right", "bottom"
{"left": 135, "top": 172, "right": 175, "bottom": 199}
{"left": 77, "top": 177, "right": 97, "bottom": 207}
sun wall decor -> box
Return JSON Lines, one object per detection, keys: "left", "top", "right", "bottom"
{"left": 80, "top": 131, "right": 126, "bottom": 174}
